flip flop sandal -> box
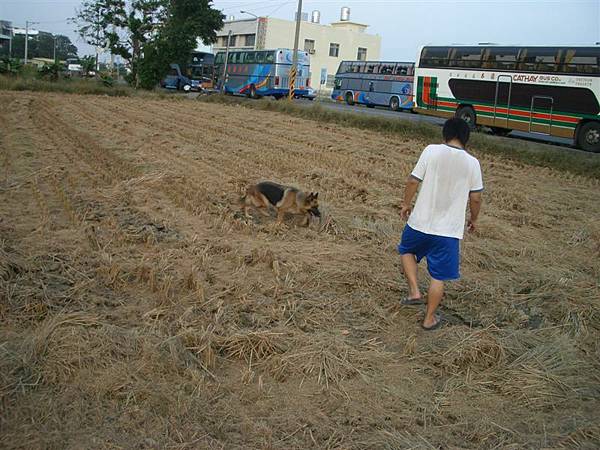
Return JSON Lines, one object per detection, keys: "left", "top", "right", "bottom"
{"left": 421, "top": 313, "right": 443, "bottom": 331}
{"left": 401, "top": 297, "right": 425, "bottom": 306}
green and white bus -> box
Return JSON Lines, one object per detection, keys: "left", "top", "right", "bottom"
{"left": 414, "top": 45, "right": 600, "bottom": 151}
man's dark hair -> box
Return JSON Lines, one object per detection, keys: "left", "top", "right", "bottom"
{"left": 442, "top": 118, "right": 470, "bottom": 147}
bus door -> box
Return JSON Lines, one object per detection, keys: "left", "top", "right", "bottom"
{"left": 529, "top": 96, "right": 554, "bottom": 135}
{"left": 494, "top": 75, "right": 512, "bottom": 129}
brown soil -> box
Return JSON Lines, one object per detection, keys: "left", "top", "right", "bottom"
{"left": 1, "top": 91, "right": 599, "bottom": 449}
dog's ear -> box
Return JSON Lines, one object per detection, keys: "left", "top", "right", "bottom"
{"left": 314, "top": 192, "right": 319, "bottom": 199}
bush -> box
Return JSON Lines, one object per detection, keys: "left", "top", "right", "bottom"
{"left": 38, "top": 63, "right": 62, "bottom": 81}
{"left": 0, "top": 58, "right": 23, "bottom": 75}
{"left": 98, "top": 72, "right": 114, "bottom": 87}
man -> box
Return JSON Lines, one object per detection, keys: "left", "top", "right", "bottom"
{"left": 397, "top": 118, "right": 483, "bottom": 330}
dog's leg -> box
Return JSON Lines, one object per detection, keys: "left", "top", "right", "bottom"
{"left": 276, "top": 208, "right": 286, "bottom": 225}
{"left": 301, "top": 213, "right": 310, "bottom": 227}
{"left": 242, "top": 197, "right": 253, "bottom": 218}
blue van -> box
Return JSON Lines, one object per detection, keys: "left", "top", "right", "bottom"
{"left": 160, "top": 64, "right": 192, "bottom": 91}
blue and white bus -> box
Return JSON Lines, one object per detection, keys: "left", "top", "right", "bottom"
{"left": 214, "top": 48, "right": 311, "bottom": 99}
{"left": 331, "top": 61, "right": 415, "bottom": 111}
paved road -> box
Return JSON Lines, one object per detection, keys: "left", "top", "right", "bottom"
{"left": 303, "top": 99, "right": 579, "bottom": 151}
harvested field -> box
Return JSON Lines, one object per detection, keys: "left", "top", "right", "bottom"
{"left": 1, "top": 91, "right": 599, "bottom": 449}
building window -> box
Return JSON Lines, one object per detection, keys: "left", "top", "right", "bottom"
{"left": 228, "top": 35, "right": 237, "bottom": 47}
{"left": 304, "top": 39, "right": 315, "bottom": 53}
{"left": 329, "top": 43, "right": 340, "bottom": 57}
{"left": 357, "top": 47, "right": 367, "bottom": 61}
{"left": 245, "top": 34, "right": 255, "bottom": 47}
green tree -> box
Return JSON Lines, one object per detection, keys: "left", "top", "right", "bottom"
{"left": 72, "top": 0, "right": 124, "bottom": 70}
{"left": 11, "top": 33, "right": 78, "bottom": 61}
{"left": 137, "top": 0, "right": 223, "bottom": 89}
{"left": 80, "top": 55, "right": 97, "bottom": 75}
{"left": 73, "top": 0, "right": 223, "bottom": 88}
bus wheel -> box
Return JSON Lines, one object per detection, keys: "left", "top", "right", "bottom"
{"left": 456, "top": 106, "right": 476, "bottom": 130}
{"left": 490, "top": 127, "right": 511, "bottom": 137}
{"left": 389, "top": 97, "right": 400, "bottom": 112}
{"left": 577, "top": 121, "right": 600, "bottom": 152}
{"left": 345, "top": 92, "right": 354, "bottom": 106}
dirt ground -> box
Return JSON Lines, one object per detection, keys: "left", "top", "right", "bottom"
{"left": 1, "top": 91, "right": 599, "bottom": 449}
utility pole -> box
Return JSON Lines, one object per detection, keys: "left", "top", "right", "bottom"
{"left": 288, "top": 0, "right": 303, "bottom": 100}
{"left": 8, "top": 25, "right": 12, "bottom": 59}
{"left": 53, "top": 35, "right": 57, "bottom": 63}
{"left": 240, "top": 10, "right": 259, "bottom": 50}
{"left": 24, "top": 21, "right": 30, "bottom": 64}
{"left": 24, "top": 20, "right": 38, "bottom": 64}
{"left": 221, "top": 30, "right": 232, "bottom": 94}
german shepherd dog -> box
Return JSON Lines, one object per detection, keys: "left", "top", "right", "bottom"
{"left": 242, "top": 181, "right": 321, "bottom": 226}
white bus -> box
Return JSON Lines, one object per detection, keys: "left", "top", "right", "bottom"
{"left": 414, "top": 45, "right": 600, "bottom": 152}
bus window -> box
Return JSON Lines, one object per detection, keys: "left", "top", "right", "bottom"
{"left": 255, "top": 52, "right": 266, "bottom": 63}
{"left": 394, "top": 64, "right": 409, "bottom": 75}
{"left": 563, "top": 48, "right": 600, "bottom": 74}
{"left": 450, "top": 47, "right": 483, "bottom": 68}
{"left": 227, "top": 52, "right": 238, "bottom": 64}
{"left": 483, "top": 47, "right": 518, "bottom": 70}
{"left": 215, "top": 53, "right": 224, "bottom": 64}
{"left": 519, "top": 48, "right": 560, "bottom": 72}
{"left": 265, "top": 52, "right": 275, "bottom": 64}
{"left": 380, "top": 64, "right": 392, "bottom": 75}
{"left": 354, "top": 62, "right": 365, "bottom": 73}
{"left": 420, "top": 47, "right": 450, "bottom": 67}
{"left": 245, "top": 52, "right": 256, "bottom": 64}
{"left": 339, "top": 61, "right": 350, "bottom": 73}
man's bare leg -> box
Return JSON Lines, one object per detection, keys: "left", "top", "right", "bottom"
{"left": 401, "top": 254, "right": 421, "bottom": 300}
{"left": 423, "top": 279, "right": 444, "bottom": 328}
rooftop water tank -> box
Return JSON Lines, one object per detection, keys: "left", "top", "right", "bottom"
{"left": 340, "top": 7, "right": 350, "bottom": 21}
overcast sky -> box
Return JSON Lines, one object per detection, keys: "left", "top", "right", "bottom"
{"left": 1, "top": 0, "right": 599, "bottom": 60}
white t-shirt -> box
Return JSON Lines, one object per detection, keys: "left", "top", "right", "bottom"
{"left": 407, "top": 143, "right": 483, "bottom": 239}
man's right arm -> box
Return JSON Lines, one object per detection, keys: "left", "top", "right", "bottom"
{"left": 401, "top": 146, "right": 430, "bottom": 220}
{"left": 468, "top": 191, "right": 482, "bottom": 232}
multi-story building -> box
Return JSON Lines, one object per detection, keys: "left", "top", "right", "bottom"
{"left": 213, "top": 7, "right": 381, "bottom": 92}
{"left": 0, "top": 20, "right": 12, "bottom": 57}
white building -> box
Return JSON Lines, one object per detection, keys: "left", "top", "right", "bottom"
{"left": 213, "top": 7, "right": 381, "bottom": 92}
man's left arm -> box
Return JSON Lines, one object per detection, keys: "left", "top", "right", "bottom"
{"left": 401, "top": 176, "right": 421, "bottom": 220}
{"left": 467, "top": 161, "right": 484, "bottom": 232}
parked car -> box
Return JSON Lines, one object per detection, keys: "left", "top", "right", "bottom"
{"left": 160, "top": 64, "right": 192, "bottom": 91}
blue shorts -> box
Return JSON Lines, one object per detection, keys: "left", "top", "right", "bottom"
{"left": 397, "top": 225, "right": 460, "bottom": 281}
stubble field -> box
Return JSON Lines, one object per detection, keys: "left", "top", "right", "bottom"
{"left": 1, "top": 91, "right": 599, "bottom": 449}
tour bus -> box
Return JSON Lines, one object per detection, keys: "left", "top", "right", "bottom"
{"left": 188, "top": 51, "right": 215, "bottom": 90}
{"left": 331, "top": 60, "right": 415, "bottom": 111}
{"left": 414, "top": 45, "right": 600, "bottom": 151}
{"left": 161, "top": 51, "right": 215, "bottom": 91}
{"left": 214, "top": 48, "right": 311, "bottom": 99}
